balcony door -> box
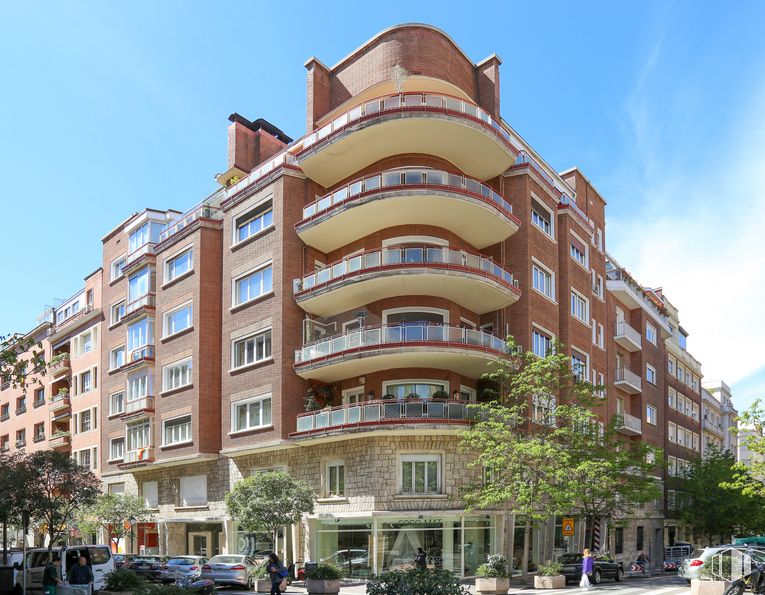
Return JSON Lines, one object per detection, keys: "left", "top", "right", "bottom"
{"left": 343, "top": 387, "right": 366, "bottom": 406}
{"left": 616, "top": 397, "right": 625, "bottom": 416}
{"left": 383, "top": 308, "right": 448, "bottom": 343}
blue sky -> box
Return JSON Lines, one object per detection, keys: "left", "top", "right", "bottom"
{"left": 1, "top": 1, "right": 763, "bottom": 409}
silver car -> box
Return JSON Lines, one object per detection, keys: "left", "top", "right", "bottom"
{"left": 201, "top": 554, "right": 259, "bottom": 588}
{"left": 679, "top": 546, "right": 765, "bottom": 582}
{"left": 160, "top": 556, "right": 208, "bottom": 583}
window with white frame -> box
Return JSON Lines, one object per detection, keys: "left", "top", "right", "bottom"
{"left": 126, "top": 421, "right": 151, "bottom": 451}
{"left": 108, "top": 483, "right": 125, "bottom": 495}
{"left": 180, "top": 475, "right": 207, "bottom": 507}
{"left": 128, "top": 267, "right": 150, "bottom": 303}
{"left": 111, "top": 301, "right": 126, "bottom": 326}
{"left": 232, "top": 329, "right": 272, "bottom": 369}
{"left": 75, "top": 448, "right": 92, "bottom": 469}
{"left": 79, "top": 408, "right": 93, "bottom": 432}
{"left": 163, "top": 358, "right": 192, "bottom": 391}
{"left": 596, "top": 228, "right": 603, "bottom": 251}
{"left": 646, "top": 323, "right": 657, "bottom": 345}
{"left": 532, "top": 329, "right": 552, "bottom": 357}
{"left": 326, "top": 460, "right": 345, "bottom": 497}
{"left": 163, "top": 415, "right": 192, "bottom": 446}
{"left": 532, "top": 262, "right": 554, "bottom": 300}
{"left": 459, "top": 386, "right": 477, "bottom": 401}
{"left": 668, "top": 387, "right": 676, "bottom": 410}
{"left": 109, "top": 437, "right": 125, "bottom": 462}
{"left": 646, "top": 405, "right": 657, "bottom": 425}
{"left": 668, "top": 356, "right": 675, "bottom": 375}
{"left": 570, "top": 290, "right": 589, "bottom": 323}
{"left": 531, "top": 199, "right": 553, "bottom": 237}
{"left": 668, "top": 456, "right": 677, "bottom": 477}
{"left": 232, "top": 394, "right": 272, "bottom": 432}
{"left": 163, "top": 302, "right": 192, "bottom": 337}
{"left": 571, "top": 351, "right": 588, "bottom": 382}
{"left": 570, "top": 237, "right": 588, "bottom": 268}
{"left": 109, "top": 391, "right": 125, "bottom": 416}
{"left": 400, "top": 454, "right": 441, "bottom": 495}
{"left": 128, "top": 222, "right": 150, "bottom": 254}
{"left": 165, "top": 248, "right": 193, "bottom": 283}
{"left": 72, "top": 327, "right": 98, "bottom": 358}
{"left": 668, "top": 421, "right": 677, "bottom": 443}
{"left": 111, "top": 255, "right": 127, "bottom": 281}
{"left": 142, "top": 481, "right": 158, "bottom": 508}
{"left": 233, "top": 264, "right": 273, "bottom": 306}
{"left": 532, "top": 393, "right": 557, "bottom": 426}
{"left": 646, "top": 364, "right": 657, "bottom": 385}
{"left": 235, "top": 201, "right": 273, "bottom": 244}
{"left": 127, "top": 372, "right": 149, "bottom": 403}
{"left": 383, "top": 381, "right": 447, "bottom": 400}
{"left": 79, "top": 369, "right": 94, "bottom": 394}
{"left": 110, "top": 346, "right": 125, "bottom": 370}
{"left": 127, "top": 318, "right": 153, "bottom": 355}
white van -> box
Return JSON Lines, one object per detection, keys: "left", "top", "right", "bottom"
{"left": 16, "top": 545, "right": 113, "bottom": 592}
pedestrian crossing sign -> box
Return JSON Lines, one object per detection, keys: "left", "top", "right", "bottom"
{"left": 562, "top": 518, "right": 575, "bottom": 536}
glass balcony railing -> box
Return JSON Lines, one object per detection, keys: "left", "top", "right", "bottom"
{"left": 127, "top": 345, "right": 155, "bottom": 364}
{"left": 123, "top": 396, "right": 155, "bottom": 416}
{"left": 294, "top": 398, "right": 476, "bottom": 435}
{"left": 300, "top": 167, "right": 514, "bottom": 222}
{"left": 294, "top": 247, "right": 518, "bottom": 293}
{"left": 125, "top": 243, "right": 156, "bottom": 267}
{"left": 615, "top": 412, "right": 642, "bottom": 434}
{"left": 125, "top": 293, "right": 156, "bottom": 316}
{"left": 159, "top": 204, "right": 223, "bottom": 244}
{"left": 225, "top": 152, "right": 299, "bottom": 199}
{"left": 296, "top": 323, "right": 507, "bottom": 364}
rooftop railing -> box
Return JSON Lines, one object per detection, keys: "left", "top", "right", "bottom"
{"left": 300, "top": 167, "right": 514, "bottom": 222}
{"left": 559, "top": 194, "right": 594, "bottom": 230}
{"left": 295, "top": 246, "right": 518, "bottom": 294}
{"left": 225, "top": 152, "right": 299, "bottom": 199}
{"left": 159, "top": 204, "right": 223, "bottom": 243}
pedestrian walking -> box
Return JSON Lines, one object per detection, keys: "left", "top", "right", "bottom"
{"left": 68, "top": 556, "right": 94, "bottom": 590}
{"left": 266, "top": 552, "right": 287, "bottom": 595}
{"left": 580, "top": 548, "right": 593, "bottom": 590}
{"left": 42, "top": 557, "right": 62, "bottom": 595}
{"left": 414, "top": 547, "right": 427, "bottom": 571}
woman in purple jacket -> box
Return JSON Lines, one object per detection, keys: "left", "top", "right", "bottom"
{"left": 580, "top": 548, "right": 594, "bottom": 590}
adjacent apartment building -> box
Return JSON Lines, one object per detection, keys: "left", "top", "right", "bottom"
{"left": 0, "top": 23, "right": 737, "bottom": 573}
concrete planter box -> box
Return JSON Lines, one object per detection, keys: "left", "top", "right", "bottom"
{"left": 691, "top": 579, "right": 732, "bottom": 595}
{"left": 475, "top": 577, "right": 510, "bottom": 593}
{"left": 306, "top": 578, "right": 341, "bottom": 594}
{"left": 533, "top": 575, "right": 566, "bottom": 589}
{"left": 255, "top": 579, "right": 273, "bottom": 592}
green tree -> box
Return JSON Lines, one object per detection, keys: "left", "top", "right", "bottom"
{"left": 225, "top": 470, "right": 315, "bottom": 552}
{"left": 0, "top": 332, "right": 45, "bottom": 390}
{"left": 76, "top": 494, "right": 153, "bottom": 552}
{"left": 0, "top": 452, "right": 37, "bottom": 563}
{"left": 728, "top": 399, "right": 765, "bottom": 497}
{"left": 27, "top": 451, "right": 101, "bottom": 557}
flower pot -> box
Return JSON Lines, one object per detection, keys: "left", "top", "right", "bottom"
{"left": 255, "top": 579, "right": 272, "bottom": 592}
{"left": 306, "top": 578, "right": 341, "bottom": 594}
{"left": 691, "top": 579, "right": 732, "bottom": 595}
{"left": 533, "top": 574, "right": 566, "bottom": 589}
{"left": 475, "top": 577, "right": 510, "bottom": 594}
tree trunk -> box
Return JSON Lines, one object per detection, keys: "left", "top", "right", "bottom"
{"left": 2, "top": 519, "right": 7, "bottom": 564}
{"left": 521, "top": 518, "right": 531, "bottom": 584}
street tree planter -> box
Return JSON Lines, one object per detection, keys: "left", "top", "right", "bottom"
{"left": 475, "top": 577, "right": 510, "bottom": 593}
{"left": 533, "top": 574, "right": 566, "bottom": 589}
{"left": 255, "top": 579, "right": 272, "bottom": 593}
{"left": 691, "top": 579, "right": 732, "bottom": 595}
{"left": 306, "top": 578, "right": 341, "bottom": 594}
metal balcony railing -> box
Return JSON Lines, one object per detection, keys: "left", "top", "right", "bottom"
{"left": 614, "top": 321, "right": 642, "bottom": 347}
{"left": 614, "top": 367, "right": 642, "bottom": 391}
{"left": 615, "top": 412, "right": 643, "bottom": 434}
{"left": 159, "top": 204, "right": 223, "bottom": 243}
{"left": 125, "top": 243, "right": 157, "bottom": 267}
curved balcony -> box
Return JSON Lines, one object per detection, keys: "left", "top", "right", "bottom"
{"left": 295, "top": 323, "right": 508, "bottom": 383}
{"left": 296, "top": 92, "right": 519, "bottom": 188}
{"left": 291, "top": 398, "right": 475, "bottom": 439}
{"left": 294, "top": 247, "right": 520, "bottom": 318}
{"left": 297, "top": 168, "right": 521, "bottom": 252}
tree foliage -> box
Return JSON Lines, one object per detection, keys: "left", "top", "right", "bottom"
{"left": 225, "top": 470, "right": 315, "bottom": 543}
{"left": 0, "top": 332, "right": 45, "bottom": 390}
{"left": 728, "top": 399, "right": 765, "bottom": 498}
{"left": 76, "top": 494, "right": 153, "bottom": 551}
{"left": 366, "top": 569, "right": 469, "bottom": 595}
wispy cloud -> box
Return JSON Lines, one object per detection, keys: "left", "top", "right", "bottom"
{"left": 607, "top": 47, "right": 765, "bottom": 410}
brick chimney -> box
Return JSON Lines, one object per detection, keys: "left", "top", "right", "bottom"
{"left": 223, "top": 114, "right": 293, "bottom": 183}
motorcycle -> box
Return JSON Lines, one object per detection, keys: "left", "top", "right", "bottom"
{"left": 724, "top": 557, "right": 765, "bottom": 595}
{"left": 175, "top": 570, "right": 216, "bottom": 595}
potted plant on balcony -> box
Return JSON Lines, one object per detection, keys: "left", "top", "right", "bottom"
{"left": 475, "top": 554, "right": 509, "bottom": 594}
{"left": 305, "top": 563, "right": 343, "bottom": 594}
{"left": 533, "top": 561, "right": 565, "bottom": 589}
{"left": 432, "top": 389, "right": 450, "bottom": 400}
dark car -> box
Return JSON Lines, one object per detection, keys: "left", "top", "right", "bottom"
{"left": 560, "top": 553, "right": 624, "bottom": 585}
{"left": 113, "top": 554, "right": 136, "bottom": 570}
{"left": 126, "top": 556, "right": 164, "bottom": 580}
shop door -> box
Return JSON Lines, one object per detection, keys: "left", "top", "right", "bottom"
{"left": 188, "top": 532, "right": 212, "bottom": 556}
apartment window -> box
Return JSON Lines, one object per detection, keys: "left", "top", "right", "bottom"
{"left": 126, "top": 421, "right": 151, "bottom": 451}
{"left": 143, "top": 481, "right": 158, "bottom": 508}
{"left": 111, "top": 255, "right": 127, "bottom": 281}
{"left": 571, "top": 351, "right": 588, "bottom": 382}
{"left": 570, "top": 237, "right": 588, "bottom": 268}
{"left": 111, "top": 301, "right": 126, "bottom": 326}
{"left": 16, "top": 429, "right": 26, "bottom": 446}
{"left": 165, "top": 248, "right": 193, "bottom": 282}
{"left": 668, "top": 456, "right": 677, "bottom": 477}
{"left": 459, "top": 386, "right": 477, "bottom": 401}
{"left": 110, "top": 439, "right": 125, "bottom": 462}
{"left": 1, "top": 404, "right": 8, "bottom": 419}
{"left": 16, "top": 396, "right": 26, "bottom": 413}
{"left": 615, "top": 527, "right": 624, "bottom": 555}
{"left": 163, "top": 302, "right": 192, "bottom": 337}
{"left": 34, "top": 388, "right": 45, "bottom": 407}
{"left": 234, "top": 264, "right": 273, "bottom": 306}
{"left": 326, "top": 460, "right": 345, "bottom": 497}
{"left": 400, "top": 454, "right": 441, "bottom": 495}
{"left": 109, "top": 391, "right": 125, "bottom": 416}
{"left": 596, "top": 228, "right": 603, "bottom": 251}
{"left": 232, "top": 394, "right": 272, "bottom": 432}
{"left": 162, "top": 358, "right": 192, "bottom": 392}
{"left": 232, "top": 329, "right": 272, "bottom": 369}
{"left": 127, "top": 318, "right": 153, "bottom": 355}
{"left": 646, "top": 405, "right": 657, "bottom": 426}
{"left": 636, "top": 526, "right": 644, "bottom": 552}
{"left": 108, "top": 483, "right": 125, "bottom": 495}
{"left": 646, "top": 323, "right": 657, "bottom": 345}
{"left": 75, "top": 448, "right": 91, "bottom": 469}
{"left": 532, "top": 394, "right": 557, "bottom": 426}
{"left": 383, "top": 381, "right": 447, "bottom": 400}
{"left": 668, "top": 421, "right": 677, "bottom": 443}
{"left": 33, "top": 422, "right": 45, "bottom": 441}
{"left": 110, "top": 346, "right": 126, "bottom": 371}
{"left": 668, "top": 387, "right": 676, "bottom": 410}
{"left": 668, "top": 357, "right": 675, "bottom": 375}
{"left": 163, "top": 415, "right": 192, "bottom": 446}
{"left": 127, "top": 372, "right": 149, "bottom": 402}
{"left": 570, "top": 290, "right": 589, "bottom": 323}
{"left": 79, "top": 370, "right": 94, "bottom": 394}
{"left": 532, "top": 329, "right": 552, "bottom": 358}
{"left": 180, "top": 475, "right": 208, "bottom": 507}
{"left": 128, "top": 267, "right": 150, "bottom": 303}
{"left": 532, "top": 263, "right": 554, "bottom": 300}
{"left": 129, "top": 222, "right": 150, "bottom": 253}
{"left": 79, "top": 409, "right": 92, "bottom": 432}
{"left": 676, "top": 363, "right": 684, "bottom": 381}
{"left": 646, "top": 364, "right": 657, "bottom": 386}
{"left": 235, "top": 201, "right": 273, "bottom": 244}
{"left": 531, "top": 199, "right": 553, "bottom": 237}
{"left": 72, "top": 328, "right": 98, "bottom": 358}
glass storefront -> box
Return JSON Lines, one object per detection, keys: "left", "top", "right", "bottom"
{"left": 315, "top": 514, "right": 496, "bottom": 578}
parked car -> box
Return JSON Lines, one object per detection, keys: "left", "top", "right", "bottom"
{"left": 679, "top": 545, "right": 765, "bottom": 583}
{"left": 125, "top": 555, "right": 164, "bottom": 580}
{"left": 16, "top": 545, "right": 113, "bottom": 592}
{"left": 113, "top": 554, "right": 136, "bottom": 570}
{"left": 560, "top": 552, "right": 624, "bottom": 584}
{"left": 200, "top": 554, "right": 259, "bottom": 588}
{"left": 160, "top": 556, "right": 209, "bottom": 583}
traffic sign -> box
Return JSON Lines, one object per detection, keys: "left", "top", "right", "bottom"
{"left": 562, "top": 518, "right": 575, "bottom": 536}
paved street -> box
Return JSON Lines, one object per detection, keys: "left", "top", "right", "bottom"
{"left": 226, "top": 574, "right": 691, "bottom": 594}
